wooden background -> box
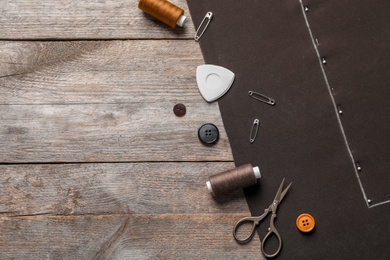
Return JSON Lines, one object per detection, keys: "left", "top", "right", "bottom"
{"left": 0, "top": 0, "right": 262, "bottom": 259}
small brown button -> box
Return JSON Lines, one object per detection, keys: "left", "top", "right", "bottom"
{"left": 296, "top": 213, "right": 315, "bottom": 233}
{"left": 173, "top": 103, "right": 186, "bottom": 117}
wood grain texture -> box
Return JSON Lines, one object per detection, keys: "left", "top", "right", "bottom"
{"left": 0, "top": 1, "right": 259, "bottom": 258}
{"left": 0, "top": 0, "right": 195, "bottom": 40}
{"left": 0, "top": 215, "right": 263, "bottom": 259}
{"left": 0, "top": 40, "right": 233, "bottom": 162}
{"left": 0, "top": 102, "right": 232, "bottom": 162}
{"left": 0, "top": 40, "right": 204, "bottom": 105}
{"left": 0, "top": 162, "right": 254, "bottom": 216}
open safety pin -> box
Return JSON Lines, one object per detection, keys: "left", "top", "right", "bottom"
{"left": 250, "top": 119, "right": 260, "bottom": 143}
{"left": 248, "top": 91, "right": 275, "bottom": 106}
{"left": 194, "top": 12, "right": 213, "bottom": 41}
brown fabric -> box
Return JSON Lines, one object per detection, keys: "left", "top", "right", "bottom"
{"left": 187, "top": 0, "right": 390, "bottom": 258}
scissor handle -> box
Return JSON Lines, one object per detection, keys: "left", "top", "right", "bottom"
{"left": 233, "top": 216, "right": 261, "bottom": 244}
{"left": 261, "top": 213, "right": 282, "bottom": 258}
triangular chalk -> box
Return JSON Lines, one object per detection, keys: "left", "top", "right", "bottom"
{"left": 196, "top": 64, "right": 235, "bottom": 102}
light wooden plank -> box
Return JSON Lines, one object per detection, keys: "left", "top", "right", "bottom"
{"left": 0, "top": 102, "right": 232, "bottom": 162}
{"left": 0, "top": 40, "right": 204, "bottom": 105}
{"left": 0, "top": 0, "right": 195, "bottom": 40}
{"left": 0, "top": 214, "right": 263, "bottom": 259}
{"left": 0, "top": 162, "right": 253, "bottom": 216}
{"left": 0, "top": 40, "right": 233, "bottom": 162}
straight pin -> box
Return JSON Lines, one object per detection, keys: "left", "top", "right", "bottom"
{"left": 356, "top": 162, "right": 362, "bottom": 171}
{"left": 337, "top": 105, "right": 343, "bottom": 115}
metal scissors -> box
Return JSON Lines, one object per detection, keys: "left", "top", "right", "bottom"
{"left": 233, "top": 178, "right": 292, "bottom": 258}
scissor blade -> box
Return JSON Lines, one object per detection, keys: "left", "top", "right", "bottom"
{"left": 273, "top": 178, "right": 285, "bottom": 202}
{"left": 279, "top": 182, "right": 292, "bottom": 203}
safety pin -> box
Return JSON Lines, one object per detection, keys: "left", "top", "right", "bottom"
{"left": 250, "top": 119, "right": 260, "bottom": 143}
{"left": 248, "top": 91, "right": 275, "bottom": 106}
{"left": 194, "top": 12, "right": 213, "bottom": 41}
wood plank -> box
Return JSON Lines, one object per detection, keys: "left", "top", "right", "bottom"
{"left": 0, "top": 40, "right": 204, "bottom": 105}
{"left": 0, "top": 214, "right": 263, "bottom": 259}
{"left": 0, "top": 102, "right": 232, "bottom": 162}
{"left": 0, "top": 162, "right": 253, "bottom": 216}
{"left": 0, "top": 2, "right": 255, "bottom": 259}
{"left": 0, "top": 0, "right": 195, "bottom": 40}
{"left": 0, "top": 40, "right": 233, "bottom": 162}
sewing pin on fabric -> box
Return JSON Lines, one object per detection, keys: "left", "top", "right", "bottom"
{"left": 337, "top": 105, "right": 343, "bottom": 115}
{"left": 356, "top": 162, "right": 362, "bottom": 171}
{"left": 248, "top": 91, "right": 275, "bottom": 106}
{"left": 250, "top": 119, "right": 260, "bottom": 143}
{"left": 194, "top": 12, "right": 213, "bottom": 41}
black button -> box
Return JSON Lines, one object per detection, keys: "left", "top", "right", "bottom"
{"left": 173, "top": 103, "right": 186, "bottom": 117}
{"left": 198, "top": 123, "right": 219, "bottom": 145}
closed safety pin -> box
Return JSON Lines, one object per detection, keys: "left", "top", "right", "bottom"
{"left": 194, "top": 12, "right": 213, "bottom": 41}
{"left": 248, "top": 91, "right": 275, "bottom": 106}
{"left": 250, "top": 119, "right": 260, "bottom": 143}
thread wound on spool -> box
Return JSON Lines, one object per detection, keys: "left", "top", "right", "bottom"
{"left": 138, "top": 0, "right": 186, "bottom": 28}
{"left": 207, "top": 164, "right": 260, "bottom": 197}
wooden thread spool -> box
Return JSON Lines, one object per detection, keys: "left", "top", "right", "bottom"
{"left": 206, "top": 164, "right": 261, "bottom": 197}
{"left": 138, "top": 0, "right": 187, "bottom": 28}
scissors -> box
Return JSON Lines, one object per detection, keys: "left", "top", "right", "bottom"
{"left": 233, "top": 178, "right": 292, "bottom": 258}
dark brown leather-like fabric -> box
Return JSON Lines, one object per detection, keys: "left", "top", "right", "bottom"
{"left": 187, "top": 0, "right": 390, "bottom": 258}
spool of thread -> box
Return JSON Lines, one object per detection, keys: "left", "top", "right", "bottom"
{"left": 138, "top": 0, "right": 187, "bottom": 28}
{"left": 206, "top": 164, "right": 261, "bottom": 197}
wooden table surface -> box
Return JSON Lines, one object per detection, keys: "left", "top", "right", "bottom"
{"left": 0, "top": 1, "right": 262, "bottom": 259}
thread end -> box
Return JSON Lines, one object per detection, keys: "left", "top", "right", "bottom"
{"left": 177, "top": 15, "right": 187, "bottom": 27}
{"left": 253, "top": 166, "right": 261, "bottom": 179}
{"left": 206, "top": 181, "right": 213, "bottom": 193}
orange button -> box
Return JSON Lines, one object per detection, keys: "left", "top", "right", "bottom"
{"left": 296, "top": 213, "right": 315, "bottom": 233}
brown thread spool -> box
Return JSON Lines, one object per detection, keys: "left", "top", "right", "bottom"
{"left": 206, "top": 164, "right": 261, "bottom": 197}
{"left": 138, "top": 0, "right": 187, "bottom": 28}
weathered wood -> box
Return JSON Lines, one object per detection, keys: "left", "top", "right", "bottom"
{"left": 0, "top": 102, "right": 232, "bottom": 162}
{"left": 0, "top": 40, "right": 233, "bottom": 163}
{"left": 0, "top": 162, "right": 254, "bottom": 216}
{"left": 0, "top": 40, "right": 204, "bottom": 104}
{"left": 0, "top": 0, "right": 195, "bottom": 40}
{"left": 0, "top": 214, "right": 263, "bottom": 259}
{"left": 0, "top": 1, "right": 258, "bottom": 259}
